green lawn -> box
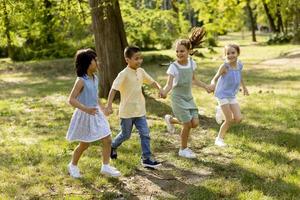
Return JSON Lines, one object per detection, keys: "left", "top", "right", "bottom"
{"left": 0, "top": 33, "right": 300, "bottom": 199}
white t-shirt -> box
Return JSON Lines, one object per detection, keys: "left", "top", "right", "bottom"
{"left": 166, "top": 58, "right": 197, "bottom": 87}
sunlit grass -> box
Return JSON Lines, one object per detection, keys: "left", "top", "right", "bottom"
{"left": 0, "top": 32, "right": 299, "bottom": 199}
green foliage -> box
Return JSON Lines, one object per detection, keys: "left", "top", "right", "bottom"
{"left": 120, "top": 4, "right": 182, "bottom": 49}
{"left": 0, "top": 0, "right": 93, "bottom": 61}
{"left": 267, "top": 33, "right": 293, "bottom": 45}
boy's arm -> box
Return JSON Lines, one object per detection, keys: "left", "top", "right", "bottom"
{"left": 106, "top": 89, "right": 117, "bottom": 111}
{"left": 151, "top": 81, "right": 162, "bottom": 90}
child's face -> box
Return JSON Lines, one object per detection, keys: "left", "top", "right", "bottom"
{"left": 176, "top": 44, "right": 189, "bottom": 63}
{"left": 126, "top": 52, "right": 143, "bottom": 69}
{"left": 225, "top": 47, "right": 239, "bottom": 63}
{"left": 87, "top": 58, "right": 98, "bottom": 74}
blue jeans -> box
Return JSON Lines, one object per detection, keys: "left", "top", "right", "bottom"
{"left": 111, "top": 116, "right": 151, "bottom": 159}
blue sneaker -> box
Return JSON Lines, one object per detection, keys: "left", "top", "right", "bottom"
{"left": 141, "top": 158, "right": 161, "bottom": 169}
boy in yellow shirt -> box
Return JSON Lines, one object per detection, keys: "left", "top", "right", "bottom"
{"left": 106, "top": 46, "right": 162, "bottom": 169}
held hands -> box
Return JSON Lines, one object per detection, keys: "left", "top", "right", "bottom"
{"left": 206, "top": 84, "right": 216, "bottom": 93}
{"left": 103, "top": 105, "right": 113, "bottom": 116}
{"left": 159, "top": 88, "right": 167, "bottom": 99}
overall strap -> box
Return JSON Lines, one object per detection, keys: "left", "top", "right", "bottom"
{"left": 189, "top": 57, "right": 194, "bottom": 69}
{"left": 172, "top": 62, "right": 180, "bottom": 70}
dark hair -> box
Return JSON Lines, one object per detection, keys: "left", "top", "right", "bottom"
{"left": 124, "top": 45, "right": 140, "bottom": 59}
{"left": 74, "top": 48, "right": 97, "bottom": 77}
{"left": 224, "top": 44, "right": 240, "bottom": 55}
{"left": 175, "top": 27, "right": 206, "bottom": 55}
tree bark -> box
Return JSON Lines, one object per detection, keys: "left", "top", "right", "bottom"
{"left": 262, "top": 0, "right": 278, "bottom": 33}
{"left": 246, "top": 0, "right": 257, "bottom": 42}
{"left": 89, "top": 0, "right": 128, "bottom": 98}
{"left": 275, "top": 3, "right": 284, "bottom": 33}
{"left": 2, "top": 0, "right": 12, "bottom": 57}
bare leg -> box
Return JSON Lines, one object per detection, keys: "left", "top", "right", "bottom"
{"left": 218, "top": 104, "right": 233, "bottom": 139}
{"left": 170, "top": 116, "right": 182, "bottom": 125}
{"left": 72, "top": 142, "right": 90, "bottom": 165}
{"left": 230, "top": 103, "right": 243, "bottom": 123}
{"left": 181, "top": 122, "right": 192, "bottom": 149}
{"left": 191, "top": 117, "right": 199, "bottom": 128}
{"left": 101, "top": 135, "right": 112, "bottom": 165}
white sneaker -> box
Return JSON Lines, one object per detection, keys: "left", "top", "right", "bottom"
{"left": 100, "top": 165, "right": 121, "bottom": 177}
{"left": 178, "top": 148, "right": 196, "bottom": 158}
{"left": 68, "top": 163, "right": 81, "bottom": 178}
{"left": 165, "top": 114, "right": 175, "bottom": 134}
{"left": 215, "top": 106, "right": 224, "bottom": 124}
{"left": 215, "top": 137, "right": 227, "bottom": 147}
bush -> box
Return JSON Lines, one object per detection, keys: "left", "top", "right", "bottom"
{"left": 267, "top": 33, "right": 293, "bottom": 45}
{"left": 0, "top": 46, "right": 8, "bottom": 58}
{"left": 291, "top": 30, "right": 300, "bottom": 44}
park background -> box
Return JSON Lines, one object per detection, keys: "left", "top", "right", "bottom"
{"left": 0, "top": 0, "right": 300, "bottom": 199}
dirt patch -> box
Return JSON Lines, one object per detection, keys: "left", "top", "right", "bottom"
{"left": 119, "top": 161, "right": 213, "bottom": 199}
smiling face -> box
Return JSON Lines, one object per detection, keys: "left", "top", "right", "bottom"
{"left": 125, "top": 52, "right": 143, "bottom": 70}
{"left": 225, "top": 46, "right": 240, "bottom": 64}
{"left": 176, "top": 44, "right": 189, "bottom": 64}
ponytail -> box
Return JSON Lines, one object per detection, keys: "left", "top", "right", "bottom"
{"left": 175, "top": 27, "right": 206, "bottom": 55}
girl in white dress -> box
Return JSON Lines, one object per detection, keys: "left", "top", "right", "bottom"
{"left": 66, "top": 49, "right": 120, "bottom": 178}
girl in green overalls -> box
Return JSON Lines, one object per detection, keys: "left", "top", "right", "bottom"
{"left": 161, "top": 27, "right": 211, "bottom": 158}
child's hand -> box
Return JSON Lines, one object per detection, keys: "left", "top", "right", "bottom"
{"left": 204, "top": 85, "right": 212, "bottom": 93}
{"left": 84, "top": 107, "right": 97, "bottom": 115}
{"left": 243, "top": 87, "right": 249, "bottom": 96}
{"left": 105, "top": 105, "right": 113, "bottom": 115}
{"left": 207, "top": 84, "right": 215, "bottom": 93}
{"left": 159, "top": 89, "right": 167, "bottom": 99}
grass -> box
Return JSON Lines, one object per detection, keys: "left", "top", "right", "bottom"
{"left": 0, "top": 32, "right": 300, "bottom": 199}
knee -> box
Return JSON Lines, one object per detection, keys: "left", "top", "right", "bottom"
{"left": 234, "top": 116, "right": 243, "bottom": 123}
{"left": 184, "top": 122, "right": 192, "bottom": 129}
{"left": 191, "top": 120, "right": 199, "bottom": 128}
{"left": 140, "top": 130, "right": 150, "bottom": 139}
{"left": 225, "top": 118, "right": 234, "bottom": 124}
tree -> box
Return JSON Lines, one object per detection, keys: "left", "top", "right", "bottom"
{"left": 1, "top": 0, "right": 12, "bottom": 57}
{"left": 246, "top": 0, "right": 257, "bottom": 42}
{"left": 89, "top": 0, "right": 128, "bottom": 97}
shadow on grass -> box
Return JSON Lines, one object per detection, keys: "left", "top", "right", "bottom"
{"left": 145, "top": 95, "right": 173, "bottom": 118}
{"left": 0, "top": 78, "right": 74, "bottom": 99}
{"left": 190, "top": 159, "right": 300, "bottom": 199}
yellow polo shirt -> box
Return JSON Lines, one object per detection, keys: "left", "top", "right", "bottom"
{"left": 112, "top": 66, "right": 155, "bottom": 118}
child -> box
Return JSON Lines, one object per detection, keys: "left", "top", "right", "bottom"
{"left": 106, "top": 46, "right": 162, "bottom": 169}
{"left": 209, "top": 44, "right": 249, "bottom": 147}
{"left": 161, "top": 27, "right": 211, "bottom": 159}
{"left": 66, "top": 49, "right": 121, "bottom": 178}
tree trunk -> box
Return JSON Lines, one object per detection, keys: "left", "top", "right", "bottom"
{"left": 275, "top": 3, "right": 284, "bottom": 33}
{"left": 246, "top": 0, "right": 257, "bottom": 42}
{"left": 89, "top": 0, "right": 128, "bottom": 98}
{"left": 43, "top": 0, "right": 55, "bottom": 43}
{"left": 2, "top": 0, "right": 12, "bottom": 57}
{"left": 262, "top": 0, "right": 278, "bottom": 33}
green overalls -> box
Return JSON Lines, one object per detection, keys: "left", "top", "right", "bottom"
{"left": 171, "top": 58, "right": 198, "bottom": 123}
